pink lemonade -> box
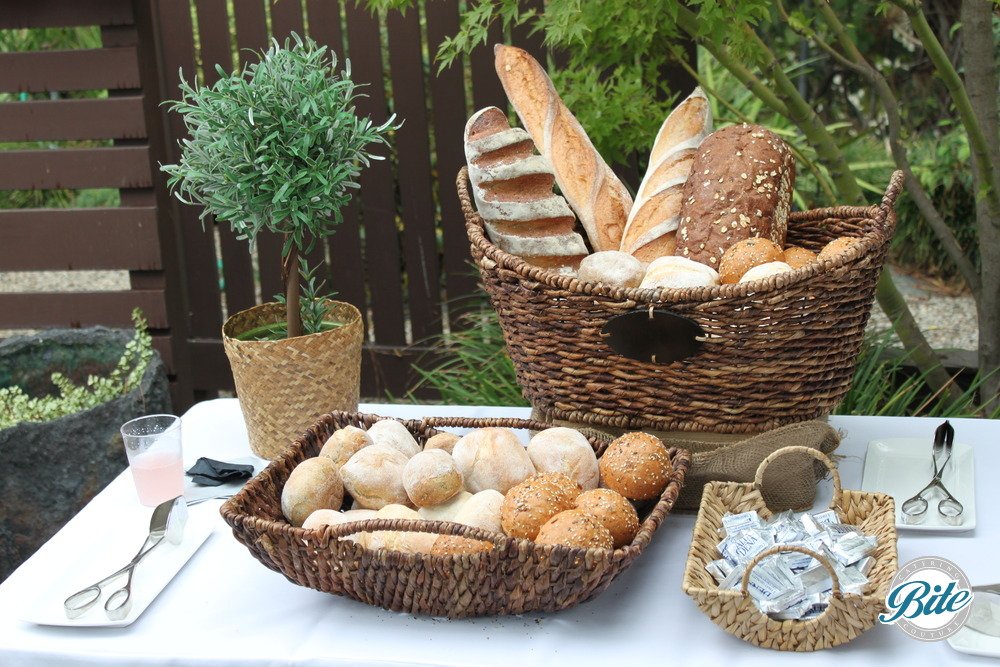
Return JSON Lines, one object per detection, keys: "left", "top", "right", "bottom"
{"left": 130, "top": 450, "right": 184, "bottom": 506}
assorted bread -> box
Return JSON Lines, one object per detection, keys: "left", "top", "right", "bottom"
{"left": 281, "top": 419, "right": 676, "bottom": 554}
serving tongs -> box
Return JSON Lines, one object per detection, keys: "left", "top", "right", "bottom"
{"left": 900, "top": 421, "right": 964, "bottom": 525}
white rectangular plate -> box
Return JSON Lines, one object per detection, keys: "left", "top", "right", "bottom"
{"left": 861, "top": 437, "right": 976, "bottom": 532}
{"left": 947, "top": 626, "right": 1000, "bottom": 658}
{"left": 20, "top": 510, "right": 215, "bottom": 627}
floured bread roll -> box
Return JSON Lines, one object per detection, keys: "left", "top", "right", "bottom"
{"left": 403, "top": 449, "right": 464, "bottom": 507}
{"left": 738, "top": 261, "right": 794, "bottom": 284}
{"left": 526, "top": 427, "right": 599, "bottom": 491}
{"left": 319, "top": 425, "right": 372, "bottom": 470}
{"left": 577, "top": 251, "right": 645, "bottom": 289}
{"left": 363, "top": 504, "right": 437, "bottom": 554}
{"left": 281, "top": 457, "right": 343, "bottom": 527}
{"left": 366, "top": 419, "right": 421, "bottom": 459}
{"left": 423, "top": 432, "right": 460, "bottom": 454}
{"left": 302, "top": 508, "right": 377, "bottom": 545}
{"left": 452, "top": 489, "right": 505, "bottom": 534}
{"left": 339, "top": 444, "right": 410, "bottom": 509}
{"left": 417, "top": 490, "right": 473, "bottom": 523}
{"left": 640, "top": 255, "right": 720, "bottom": 289}
{"left": 452, "top": 428, "right": 535, "bottom": 494}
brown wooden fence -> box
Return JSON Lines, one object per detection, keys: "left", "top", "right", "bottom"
{"left": 0, "top": 0, "right": 691, "bottom": 410}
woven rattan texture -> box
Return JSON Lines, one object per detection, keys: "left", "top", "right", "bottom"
{"left": 222, "top": 302, "right": 362, "bottom": 459}
{"left": 461, "top": 169, "right": 904, "bottom": 434}
{"left": 681, "top": 446, "right": 898, "bottom": 651}
{"left": 221, "top": 411, "right": 691, "bottom": 617}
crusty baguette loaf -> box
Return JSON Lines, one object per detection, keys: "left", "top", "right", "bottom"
{"left": 621, "top": 88, "right": 712, "bottom": 262}
{"left": 464, "top": 106, "right": 588, "bottom": 270}
{"left": 674, "top": 124, "right": 795, "bottom": 267}
{"left": 494, "top": 45, "right": 632, "bottom": 252}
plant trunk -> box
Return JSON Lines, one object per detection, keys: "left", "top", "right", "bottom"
{"left": 961, "top": 0, "right": 1000, "bottom": 408}
{"left": 284, "top": 244, "right": 303, "bottom": 339}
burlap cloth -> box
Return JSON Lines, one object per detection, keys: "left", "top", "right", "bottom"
{"left": 531, "top": 408, "right": 840, "bottom": 511}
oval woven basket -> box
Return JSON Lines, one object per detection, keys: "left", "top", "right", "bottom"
{"left": 460, "top": 168, "right": 905, "bottom": 434}
{"left": 681, "top": 446, "right": 898, "bottom": 651}
{"left": 220, "top": 411, "right": 691, "bottom": 618}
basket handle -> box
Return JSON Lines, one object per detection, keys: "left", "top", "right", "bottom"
{"left": 318, "top": 517, "right": 505, "bottom": 544}
{"left": 739, "top": 545, "right": 842, "bottom": 600}
{"left": 873, "top": 169, "right": 905, "bottom": 229}
{"left": 753, "top": 445, "right": 842, "bottom": 512}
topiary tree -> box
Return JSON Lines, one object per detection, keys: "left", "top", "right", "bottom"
{"left": 162, "top": 33, "right": 400, "bottom": 339}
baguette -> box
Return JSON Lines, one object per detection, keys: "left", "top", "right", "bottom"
{"left": 494, "top": 45, "right": 632, "bottom": 252}
{"left": 621, "top": 88, "right": 712, "bottom": 262}
{"left": 464, "top": 106, "right": 588, "bottom": 270}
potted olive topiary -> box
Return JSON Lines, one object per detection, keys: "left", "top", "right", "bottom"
{"left": 162, "top": 34, "right": 399, "bottom": 459}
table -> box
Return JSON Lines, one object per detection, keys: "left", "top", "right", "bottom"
{"left": 0, "top": 400, "right": 995, "bottom": 666}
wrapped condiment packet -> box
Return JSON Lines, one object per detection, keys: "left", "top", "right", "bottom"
{"left": 722, "top": 511, "right": 762, "bottom": 537}
{"left": 706, "top": 558, "right": 736, "bottom": 585}
{"left": 829, "top": 533, "right": 877, "bottom": 567}
{"left": 746, "top": 560, "right": 801, "bottom": 601}
{"left": 720, "top": 529, "right": 773, "bottom": 564}
{"left": 801, "top": 509, "right": 839, "bottom": 536}
{"left": 833, "top": 564, "right": 869, "bottom": 595}
{"left": 855, "top": 556, "right": 875, "bottom": 577}
{"left": 719, "top": 563, "right": 748, "bottom": 591}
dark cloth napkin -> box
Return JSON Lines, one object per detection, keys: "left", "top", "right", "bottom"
{"left": 186, "top": 457, "right": 255, "bottom": 487}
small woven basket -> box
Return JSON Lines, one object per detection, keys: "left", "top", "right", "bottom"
{"left": 460, "top": 168, "right": 904, "bottom": 434}
{"left": 682, "top": 446, "right": 898, "bottom": 651}
{"left": 221, "top": 411, "right": 691, "bottom": 618}
{"left": 222, "top": 301, "right": 362, "bottom": 459}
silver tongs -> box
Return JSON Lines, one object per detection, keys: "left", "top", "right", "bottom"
{"left": 900, "top": 421, "right": 964, "bottom": 525}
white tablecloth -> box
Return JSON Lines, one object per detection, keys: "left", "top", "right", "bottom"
{"left": 0, "top": 400, "right": 995, "bottom": 666}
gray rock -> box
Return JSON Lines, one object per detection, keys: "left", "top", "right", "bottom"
{"left": 0, "top": 328, "right": 170, "bottom": 581}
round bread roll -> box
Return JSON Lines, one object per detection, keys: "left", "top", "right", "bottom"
{"left": 403, "top": 449, "right": 463, "bottom": 507}
{"left": 818, "top": 236, "right": 860, "bottom": 262}
{"left": 574, "top": 488, "right": 640, "bottom": 548}
{"left": 319, "top": 425, "right": 373, "bottom": 469}
{"left": 363, "top": 504, "right": 437, "bottom": 554}
{"left": 640, "top": 255, "right": 720, "bottom": 289}
{"left": 339, "top": 444, "right": 410, "bottom": 509}
{"left": 500, "top": 472, "right": 579, "bottom": 540}
{"left": 783, "top": 246, "right": 817, "bottom": 270}
{"left": 366, "top": 419, "right": 421, "bottom": 458}
{"left": 534, "top": 509, "right": 614, "bottom": 550}
{"left": 280, "top": 457, "right": 344, "bottom": 527}
{"left": 417, "top": 490, "right": 473, "bottom": 522}
{"left": 577, "top": 251, "right": 646, "bottom": 289}
{"left": 452, "top": 489, "right": 505, "bottom": 534}
{"left": 599, "top": 432, "right": 672, "bottom": 501}
{"left": 718, "top": 237, "right": 784, "bottom": 284}
{"left": 452, "top": 428, "right": 535, "bottom": 494}
{"left": 302, "top": 508, "right": 377, "bottom": 531}
{"left": 430, "top": 535, "right": 495, "bottom": 556}
{"left": 738, "top": 260, "right": 794, "bottom": 284}
{"left": 646, "top": 255, "right": 719, "bottom": 280}
{"left": 423, "top": 432, "right": 460, "bottom": 454}
{"left": 527, "top": 427, "right": 599, "bottom": 491}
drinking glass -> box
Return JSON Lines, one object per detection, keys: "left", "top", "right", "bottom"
{"left": 121, "top": 414, "right": 184, "bottom": 506}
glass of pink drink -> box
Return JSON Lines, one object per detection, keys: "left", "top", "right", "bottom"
{"left": 120, "top": 415, "right": 184, "bottom": 506}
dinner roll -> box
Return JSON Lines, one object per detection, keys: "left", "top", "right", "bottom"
{"left": 577, "top": 251, "right": 645, "bottom": 289}
{"left": 403, "top": 449, "right": 464, "bottom": 507}
{"left": 718, "top": 237, "right": 783, "bottom": 284}
{"left": 501, "top": 473, "right": 579, "bottom": 540}
{"left": 452, "top": 428, "right": 535, "bottom": 494}
{"left": 574, "top": 488, "right": 639, "bottom": 548}
{"left": 738, "top": 261, "right": 793, "bottom": 284}
{"left": 599, "top": 432, "right": 673, "bottom": 501}
{"left": 783, "top": 246, "right": 817, "bottom": 270}
{"left": 452, "top": 489, "right": 504, "bottom": 534}
{"left": 430, "top": 535, "right": 495, "bottom": 556}
{"left": 818, "top": 236, "right": 860, "bottom": 262}
{"left": 364, "top": 504, "right": 437, "bottom": 554}
{"left": 281, "top": 457, "right": 343, "bottom": 527}
{"left": 302, "top": 508, "right": 377, "bottom": 531}
{"left": 319, "top": 426, "right": 373, "bottom": 469}
{"left": 527, "top": 427, "right": 599, "bottom": 491}
{"left": 367, "top": 419, "right": 421, "bottom": 458}
{"left": 640, "top": 255, "right": 720, "bottom": 289}
{"left": 423, "top": 432, "right": 460, "bottom": 454}
{"left": 535, "top": 510, "right": 614, "bottom": 550}
{"left": 417, "top": 490, "right": 473, "bottom": 523}
{"left": 339, "top": 444, "right": 410, "bottom": 509}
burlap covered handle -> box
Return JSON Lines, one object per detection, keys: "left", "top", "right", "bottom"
{"left": 739, "top": 544, "right": 843, "bottom": 600}
{"left": 753, "top": 445, "right": 843, "bottom": 511}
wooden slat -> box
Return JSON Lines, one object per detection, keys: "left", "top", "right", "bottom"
{"left": 0, "top": 47, "right": 139, "bottom": 93}
{"left": 0, "top": 97, "right": 146, "bottom": 141}
{"left": 155, "top": 0, "right": 223, "bottom": 337}
{"left": 344, "top": 4, "right": 406, "bottom": 346}
{"left": 512, "top": 0, "right": 546, "bottom": 62}
{"left": 425, "top": 1, "right": 478, "bottom": 323}
{"left": 0, "top": 291, "right": 167, "bottom": 329}
{"left": 386, "top": 8, "right": 441, "bottom": 342}
{"left": 0, "top": 146, "right": 150, "bottom": 190}
{"left": 470, "top": 23, "right": 506, "bottom": 111}
{"left": 0, "top": 0, "right": 133, "bottom": 29}
{"left": 269, "top": 0, "right": 304, "bottom": 40}
{"left": 306, "top": 0, "right": 345, "bottom": 54}
{"left": 0, "top": 207, "right": 160, "bottom": 270}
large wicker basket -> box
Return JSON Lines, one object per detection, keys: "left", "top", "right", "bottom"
{"left": 221, "top": 411, "right": 690, "bottom": 618}
{"left": 682, "top": 446, "right": 898, "bottom": 651}
{"left": 460, "top": 168, "right": 904, "bottom": 434}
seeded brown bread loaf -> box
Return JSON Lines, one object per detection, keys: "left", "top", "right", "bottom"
{"left": 674, "top": 124, "right": 795, "bottom": 267}
{"left": 494, "top": 45, "right": 632, "bottom": 252}
{"left": 465, "top": 106, "right": 587, "bottom": 271}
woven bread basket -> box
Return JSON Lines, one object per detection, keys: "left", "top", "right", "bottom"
{"left": 682, "top": 446, "right": 898, "bottom": 651}
{"left": 221, "top": 411, "right": 690, "bottom": 618}
{"left": 460, "top": 168, "right": 905, "bottom": 434}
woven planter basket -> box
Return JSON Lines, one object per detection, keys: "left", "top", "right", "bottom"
{"left": 681, "top": 446, "right": 898, "bottom": 651}
{"left": 222, "top": 301, "right": 362, "bottom": 459}
{"left": 460, "top": 168, "right": 905, "bottom": 434}
{"left": 221, "top": 411, "right": 691, "bottom": 618}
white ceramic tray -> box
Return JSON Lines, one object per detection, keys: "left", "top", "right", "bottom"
{"left": 20, "top": 509, "right": 215, "bottom": 627}
{"left": 947, "top": 626, "right": 1000, "bottom": 658}
{"left": 861, "top": 437, "right": 976, "bottom": 532}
